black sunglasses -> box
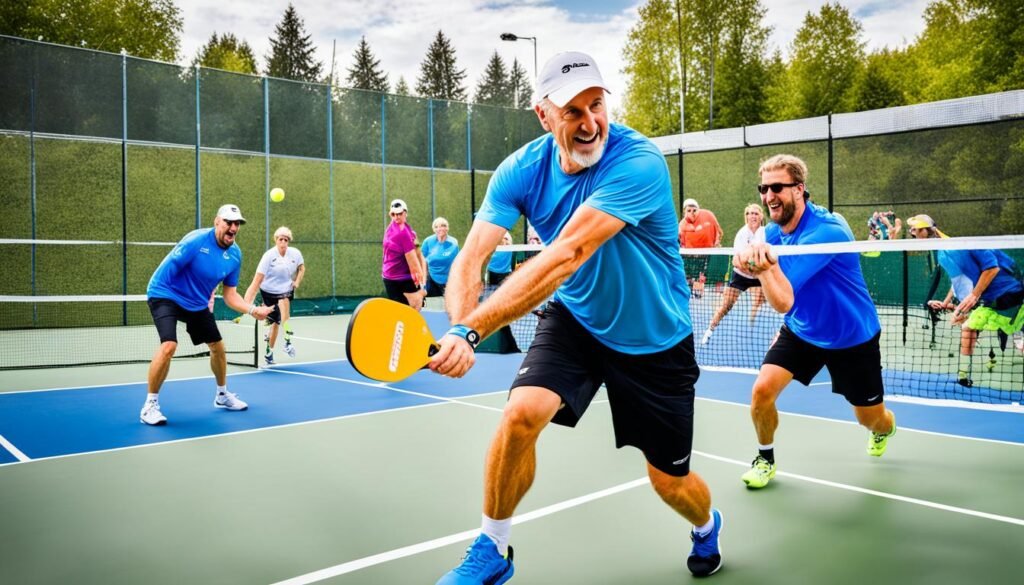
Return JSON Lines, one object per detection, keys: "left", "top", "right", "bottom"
{"left": 757, "top": 182, "right": 800, "bottom": 195}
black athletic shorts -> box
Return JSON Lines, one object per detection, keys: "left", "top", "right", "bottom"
{"left": 383, "top": 277, "right": 419, "bottom": 305}
{"left": 511, "top": 301, "right": 701, "bottom": 476}
{"left": 259, "top": 289, "right": 290, "bottom": 324}
{"left": 488, "top": 271, "right": 511, "bottom": 287}
{"left": 148, "top": 297, "right": 222, "bottom": 346}
{"left": 727, "top": 271, "right": 761, "bottom": 292}
{"left": 424, "top": 278, "right": 446, "bottom": 298}
{"left": 763, "top": 325, "right": 885, "bottom": 407}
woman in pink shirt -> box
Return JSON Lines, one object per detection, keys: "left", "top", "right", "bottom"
{"left": 382, "top": 199, "right": 427, "bottom": 310}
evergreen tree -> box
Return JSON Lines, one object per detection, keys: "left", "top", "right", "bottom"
{"left": 192, "top": 32, "right": 257, "bottom": 74}
{"left": 475, "top": 51, "right": 511, "bottom": 106}
{"left": 346, "top": 36, "right": 389, "bottom": 92}
{"left": 415, "top": 30, "right": 467, "bottom": 101}
{"left": 394, "top": 76, "right": 411, "bottom": 96}
{"left": 265, "top": 3, "right": 323, "bottom": 82}
{"left": 509, "top": 59, "right": 533, "bottom": 109}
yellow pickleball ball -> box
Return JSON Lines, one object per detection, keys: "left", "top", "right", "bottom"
{"left": 270, "top": 188, "right": 285, "bottom": 202}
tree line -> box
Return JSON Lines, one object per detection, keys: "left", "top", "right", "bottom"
{"left": 0, "top": 1, "right": 533, "bottom": 108}
{"left": 621, "top": 0, "right": 1023, "bottom": 136}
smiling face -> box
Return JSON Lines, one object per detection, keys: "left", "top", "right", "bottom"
{"left": 744, "top": 206, "right": 763, "bottom": 231}
{"left": 214, "top": 216, "right": 241, "bottom": 248}
{"left": 535, "top": 86, "right": 608, "bottom": 175}
{"left": 433, "top": 221, "right": 448, "bottom": 241}
{"left": 390, "top": 209, "right": 407, "bottom": 225}
{"left": 759, "top": 168, "right": 805, "bottom": 233}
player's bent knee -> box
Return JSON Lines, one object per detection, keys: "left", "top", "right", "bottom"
{"left": 158, "top": 341, "right": 177, "bottom": 359}
{"left": 207, "top": 341, "right": 226, "bottom": 356}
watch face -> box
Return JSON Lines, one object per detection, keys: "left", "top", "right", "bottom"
{"left": 467, "top": 331, "right": 480, "bottom": 344}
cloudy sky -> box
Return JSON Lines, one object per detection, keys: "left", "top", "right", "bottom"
{"left": 175, "top": 0, "right": 931, "bottom": 114}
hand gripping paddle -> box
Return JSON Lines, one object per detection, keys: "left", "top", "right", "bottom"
{"left": 345, "top": 298, "right": 440, "bottom": 382}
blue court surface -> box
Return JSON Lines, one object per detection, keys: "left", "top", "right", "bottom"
{"left": 1, "top": 355, "right": 1021, "bottom": 465}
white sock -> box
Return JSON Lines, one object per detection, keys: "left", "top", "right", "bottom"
{"left": 481, "top": 514, "right": 512, "bottom": 556}
{"left": 146, "top": 393, "right": 159, "bottom": 404}
{"left": 694, "top": 513, "right": 715, "bottom": 537}
{"left": 758, "top": 442, "right": 773, "bottom": 451}
{"left": 217, "top": 385, "right": 227, "bottom": 395}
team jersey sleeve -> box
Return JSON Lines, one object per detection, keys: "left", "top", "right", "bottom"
{"left": 967, "top": 249, "right": 999, "bottom": 272}
{"left": 732, "top": 229, "right": 745, "bottom": 250}
{"left": 584, "top": 147, "right": 668, "bottom": 226}
{"left": 477, "top": 156, "right": 526, "bottom": 230}
{"left": 294, "top": 248, "right": 304, "bottom": 266}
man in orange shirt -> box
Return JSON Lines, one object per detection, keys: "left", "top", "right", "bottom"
{"left": 678, "top": 198, "right": 723, "bottom": 298}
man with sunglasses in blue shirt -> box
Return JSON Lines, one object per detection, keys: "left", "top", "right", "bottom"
{"left": 141, "top": 204, "right": 274, "bottom": 426}
{"left": 734, "top": 155, "right": 897, "bottom": 489}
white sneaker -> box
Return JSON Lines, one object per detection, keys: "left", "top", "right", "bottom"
{"left": 265, "top": 351, "right": 274, "bottom": 366}
{"left": 214, "top": 391, "right": 248, "bottom": 411}
{"left": 284, "top": 340, "right": 296, "bottom": 358}
{"left": 701, "top": 328, "right": 714, "bottom": 345}
{"left": 140, "top": 401, "right": 167, "bottom": 425}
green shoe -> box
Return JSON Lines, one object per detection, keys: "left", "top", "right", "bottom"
{"left": 741, "top": 455, "right": 776, "bottom": 489}
{"left": 868, "top": 415, "right": 897, "bottom": 457}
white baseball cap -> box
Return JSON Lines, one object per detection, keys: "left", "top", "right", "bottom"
{"left": 390, "top": 199, "right": 408, "bottom": 213}
{"left": 533, "top": 51, "right": 610, "bottom": 108}
{"left": 683, "top": 198, "right": 699, "bottom": 210}
{"left": 216, "top": 204, "right": 246, "bottom": 224}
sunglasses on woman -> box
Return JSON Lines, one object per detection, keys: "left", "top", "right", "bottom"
{"left": 757, "top": 182, "right": 800, "bottom": 195}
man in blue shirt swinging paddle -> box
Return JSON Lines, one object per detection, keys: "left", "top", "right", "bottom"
{"left": 430, "top": 51, "right": 723, "bottom": 583}
{"left": 734, "top": 155, "right": 898, "bottom": 489}
{"left": 142, "top": 204, "right": 273, "bottom": 426}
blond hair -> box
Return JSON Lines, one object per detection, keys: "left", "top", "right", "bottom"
{"left": 758, "top": 154, "right": 807, "bottom": 185}
{"left": 273, "top": 226, "right": 293, "bottom": 241}
{"left": 432, "top": 217, "right": 449, "bottom": 230}
{"left": 743, "top": 203, "right": 764, "bottom": 225}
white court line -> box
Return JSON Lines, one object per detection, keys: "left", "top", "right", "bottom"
{"left": 271, "top": 449, "right": 1024, "bottom": 585}
{"left": 268, "top": 369, "right": 506, "bottom": 413}
{"left": 0, "top": 433, "right": 30, "bottom": 462}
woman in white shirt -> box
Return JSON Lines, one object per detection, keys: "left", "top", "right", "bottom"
{"left": 701, "top": 204, "right": 766, "bottom": 345}
{"left": 244, "top": 226, "right": 305, "bottom": 364}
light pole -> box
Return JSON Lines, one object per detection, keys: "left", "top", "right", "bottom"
{"left": 500, "top": 32, "right": 537, "bottom": 81}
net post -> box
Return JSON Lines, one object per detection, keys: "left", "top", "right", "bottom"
{"left": 327, "top": 81, "right": 337, "bottom": 299}
{"left": 827, "top": 113, "right": 834, "bottom": 212}
{"left": 121, "top": 49, "right": 129, "bottom": 325}
{"left": 676, "top": 148, "right": 684, "bottom": 213}
{"left": 902, "top": 250, "right": 909, "bottom": 346}
{"left": 470, "top": 168, "right": 476, "bottom": 223}
{"left": 194, "top": 63, "right": 201, "bottom": 229}
{"left": 263, "top": 76, "right": 270, "bottom": 250}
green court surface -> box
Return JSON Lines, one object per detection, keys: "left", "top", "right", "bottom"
{"left": 0, "top": 313, "right": 1021, "bottom": 585}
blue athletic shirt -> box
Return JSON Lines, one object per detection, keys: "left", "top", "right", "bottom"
{"left": 937, "top": 249, "right": 1023, "bottom": 304}
{"left": 147, "top": 228, "right": 243, "bottom": 312}
{"left": 476, "top": 122, "right": 690, "bottom": 354}
{"left": 421, "top": 235, "right": 460, "bottom": 284}
{"left": 766, "top": 202, "right": 880, "bottom": 349}
{"left": 487, "top": 250, "right": 513, "bottom": 275}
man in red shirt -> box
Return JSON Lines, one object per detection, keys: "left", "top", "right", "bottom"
{"left": 678, "top": 198, "right": 722, "bottom": 298}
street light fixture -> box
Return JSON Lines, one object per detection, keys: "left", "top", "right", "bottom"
{"left": 499, "top": 32, "right": 537, "bottom": 81}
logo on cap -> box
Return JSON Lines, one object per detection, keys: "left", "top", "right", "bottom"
{"left": 561, "top": 62, "right": 591, "bottom": 74}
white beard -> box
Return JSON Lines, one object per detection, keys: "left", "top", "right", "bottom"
{"left": 569, "top": 140, "right": 605, "bottom": 168}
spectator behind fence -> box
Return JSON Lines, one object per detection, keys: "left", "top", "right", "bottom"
{"left": 867, "top": 210, "right": 902, "bottom": 240}
{"left": 487, "top": 231, "right": 514, "bottom": 286}
{"left": 678, "top": 197, "right": 722, "bottom": 298}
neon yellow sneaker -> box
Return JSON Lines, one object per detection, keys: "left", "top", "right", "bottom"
{"left": 741, "top": 455, "right": 776, "bottom": 489}
{"left": 868, "top": 415, "right": 897, "bottom": 457}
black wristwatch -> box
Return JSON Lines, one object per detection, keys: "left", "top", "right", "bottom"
{"left": 447, "top": 324, "right": 481, "bottom": 349}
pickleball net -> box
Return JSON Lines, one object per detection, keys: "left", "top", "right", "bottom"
{"left": 497, "top": 236, "right": 1024, "bottom": 405}
{"left": 0, "top": 295, "right": 258, "bottom": 369}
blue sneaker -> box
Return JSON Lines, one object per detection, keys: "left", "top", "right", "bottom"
{"left": 436, "top": 534, "right": 514, "bottom": 585}
{"left": 687, "top": 508, "right": 723, "bottom": 577}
